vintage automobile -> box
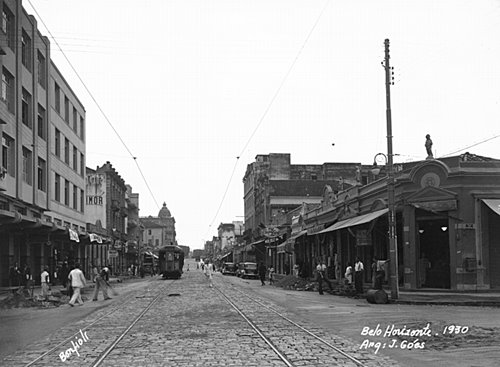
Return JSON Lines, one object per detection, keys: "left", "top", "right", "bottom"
{"left": 222, "top": 262, "right": 237, "bottom": 276}
{"left": 237, "top": 262, "right": 258, "bottom": 279}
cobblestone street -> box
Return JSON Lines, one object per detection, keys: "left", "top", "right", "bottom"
{"left": 2, "top": 261, "right": 499, "bottom": 366}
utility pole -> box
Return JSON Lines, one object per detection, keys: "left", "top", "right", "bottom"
{"left": 383, "top": 38, "right": 399, "bottom": 300}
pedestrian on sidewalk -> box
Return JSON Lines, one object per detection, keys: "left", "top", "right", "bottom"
{"left": 68, "top": 263, "right": 86, "bottom": 307}
{"left": 354, "top": 257, "right": 364, "bottom": 294}
{"left": 41, "top": 267, "right": 50, "bottom": 300}
{"left": 92, "top": 268, "right": 111, "bottom": 301}
{"left": 316, "top": 260, "right": 333, "bottom": 295}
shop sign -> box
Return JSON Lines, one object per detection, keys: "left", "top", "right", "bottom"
{"left": 355, "top": 229, "right": 371, "bottom": 246}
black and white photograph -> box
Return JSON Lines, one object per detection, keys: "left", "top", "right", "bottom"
{"left": 1, "top": 0, "right": 499, "bottom": 366}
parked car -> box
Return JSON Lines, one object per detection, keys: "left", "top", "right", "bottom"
{"left": 222, "top": 262, "right": 237, "bottom": 276}
{"left": 237, "top": 262, "right": 258, "bottom": 279}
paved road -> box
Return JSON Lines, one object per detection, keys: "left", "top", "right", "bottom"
{"left": 1, "top": 259, "right": 499, "bottom": 366}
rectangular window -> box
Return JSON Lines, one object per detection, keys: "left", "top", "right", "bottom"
{"left": 64, "top": 179, "right": 69, "bottom": 206}
{"left": 22, "top": 147, "right": 33, "bottom": 185}
{"left": 1, "top": 67, "right": 14, "bottom": 113}
{"left": 2, "top": 5, "right": 14, "bottom": 50}
{"left": 80, "top": 188, "right": 84, "bottom": 212}
{"left": 55, "top": 173, "right": 61, "bottom": 202}
{"left": 64, "top": 96, "right": 69, "bottom": 123}
{"left": 2, "top": 133, "right": 15, "bottom": 177}
{"left": 80, "top": 153, "right": 84, "bottom": 177}
{"left": 55, "top": 129, "right": 60, "bottom": 157}
{"left": 37, "top": 157, "right": 46, "bottom": 192}
{"left": 73, "top": 107, "right": 78, "bottom": 132}
{"left": 80, "top": 116, "right": 85, "bottom": 141}
{"left": 64, "top": 138, "right": 69, "bottom": 164}
{"left": 73, "top": 184, "right": 78, "bottom": 210}
{"left": 37, "top": 105, "right": 46, "bottom": 140}
{"left": 21, "top": 30, "right": 32, "bottom": 71}
{"left": 22, "top": 89, "right": 32, "bottom": 128}
{"left": 54, "top": 83, "right": 60, "bottom": 113}
{"left": 37, "top": 51, "right": 46, "bottom": 89}
{"left": 73, "top": 146, "right": 78, "bottom": 171}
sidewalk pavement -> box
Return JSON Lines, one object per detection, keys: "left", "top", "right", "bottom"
{"left": 2, "top": 281, "right": 500, "bottom": 307}
{"left": 0, "top": 275, "right": 133, "bottom": 303}
{"left": 394, "top": 290, "right": 500, "bottom": 307}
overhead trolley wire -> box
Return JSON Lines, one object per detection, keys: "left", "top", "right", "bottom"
{"left": 205, "top": 0, "right": 331, "bottom": 237}
{"left": 27, "top": 0, "right": 161, "bottom": 211}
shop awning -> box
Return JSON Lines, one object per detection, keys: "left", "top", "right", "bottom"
{"left": 483, "top": 199, "right": 500, "bottom": 216}
{"left": 319, "top": 208, "right": 388, "bottom": 234}
{"left": 289, "top": 230, "right": 307, "bottom": 241}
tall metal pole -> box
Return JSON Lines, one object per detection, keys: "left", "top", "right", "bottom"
{"left": 384, "top": 39, "right": 399, "bottom": 300}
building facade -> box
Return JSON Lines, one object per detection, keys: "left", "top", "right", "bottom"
{"left": 140, "top": 202, "right": 176, "bottom": 252}
{"left": 292, "top": 153, "right": 500, "bottom": 290}
{"left": 0, "top": 1, "right": 86, "bottom": 286}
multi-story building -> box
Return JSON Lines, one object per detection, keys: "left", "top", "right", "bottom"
{"left": 125, "top": 184, "right": 143, "bottom": 269}
{"left": 243, "top": 153, "right": 362, "bottom": 242}
{"left": 140, "top": 203, "right": 176, "bottom": 252}
{"left": 0, "top": 1, "right": 86, "bottom": 286}
{"left": 85, "top": 162, "right": 127, "bottom": 275}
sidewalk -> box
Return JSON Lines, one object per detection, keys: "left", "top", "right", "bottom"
{"left": 394, "top": 290, "right": 500, "bottom": 307}
{"left": 0, "top": 275, "right": 133, "bottom": 303}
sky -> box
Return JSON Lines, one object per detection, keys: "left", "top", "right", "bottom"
{"left": 24, "top": 0, "right": 500, "bottom": 250}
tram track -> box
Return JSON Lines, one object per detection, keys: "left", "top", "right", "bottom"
{"left": 215, "top": 277, "right": 370, "bottom": 367}
{"left": 22, "top": 278, "right": 176, "bottom": 367}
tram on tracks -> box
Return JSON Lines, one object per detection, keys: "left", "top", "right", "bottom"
{"left": 158, "top": 245, "right": 184, "bottom": 279}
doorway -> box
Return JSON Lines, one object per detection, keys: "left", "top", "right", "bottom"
{"left": 417, "top": 217, "right": 450, "bottom": 288}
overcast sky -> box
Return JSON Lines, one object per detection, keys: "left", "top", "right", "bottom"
{"left": 25, "top": 0, "right": 500, "bottom": 249}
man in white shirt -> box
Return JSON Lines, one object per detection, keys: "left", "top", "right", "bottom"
{"left": 354, "top": 257, "right": 364, "bottom": 294}
{"left": 316, "top": 260, "right": 332, "bottom": 295}
{"left": 68, "top": 263, "right": 86, "bottom": 306}
{"left": 40, "top": 267, "right": 50, "bottom": 300}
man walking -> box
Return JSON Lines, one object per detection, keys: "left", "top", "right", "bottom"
{"left": 316, "top": 260, "right": 333, "bottom": 295}
{"left": 68, "top": 263, "right": 86, "bottom": 306}
{"left": 258, "top": 262, "right": 267, "bottom": 286}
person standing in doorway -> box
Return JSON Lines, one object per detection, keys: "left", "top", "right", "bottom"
{"left": 354, "top": 257, "right": 364, "bottom": 294}
{"left": 68, "top": 263, "right": 86, "bottom": 306}
{"left": 316, "top": 260, "right": 333, "bottom": 295}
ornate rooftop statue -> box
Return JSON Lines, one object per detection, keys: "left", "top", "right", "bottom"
{"left": 425, "top": 134, "right": 433, "bottom": 159}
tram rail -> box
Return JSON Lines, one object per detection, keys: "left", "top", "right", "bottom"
{"left": 215, "top": 277, "right": 369, "bottom": 367}
{"left": 23, "top": 278, "right": 176, "bottom": 367}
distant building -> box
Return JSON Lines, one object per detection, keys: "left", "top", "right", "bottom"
{"left": 140, "top": 202, "right": 176, "bottom": 251}
{"left": 243, "top": 153, "right": 362, "bottom": 243}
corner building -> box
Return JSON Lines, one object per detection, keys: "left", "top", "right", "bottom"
{"left": 0, "top": 1, "right": 86, "bottom": 286}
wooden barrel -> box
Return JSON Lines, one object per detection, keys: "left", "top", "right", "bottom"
{"left": 366, "top": 289, "right": 388, "bottom": 304}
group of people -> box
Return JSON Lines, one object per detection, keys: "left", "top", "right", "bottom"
{"left": 258, "top": 262, "right": 275, "bottom": 286}
{"left": 67, "top": 263, "right": 112, "bottom": 306}
{"left": 315, "top": 256, "right": 389, "bottom": 295}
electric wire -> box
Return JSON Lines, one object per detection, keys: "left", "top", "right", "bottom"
{"left": 27, "top": 0, "right": 161, "bottom": 211}
{"left": 440, "top": 133, "right": 500, "bottom": 158}
{"left": 205, "top": 0, "right": 331, "bottom": 238}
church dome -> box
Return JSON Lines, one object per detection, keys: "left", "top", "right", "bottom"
{"left": 158, "top": 202, "right": 171, "bottom": 218}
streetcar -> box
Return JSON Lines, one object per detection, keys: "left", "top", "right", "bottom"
{"left": 158, "top": 245, "right": 185, "bottom": 279}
